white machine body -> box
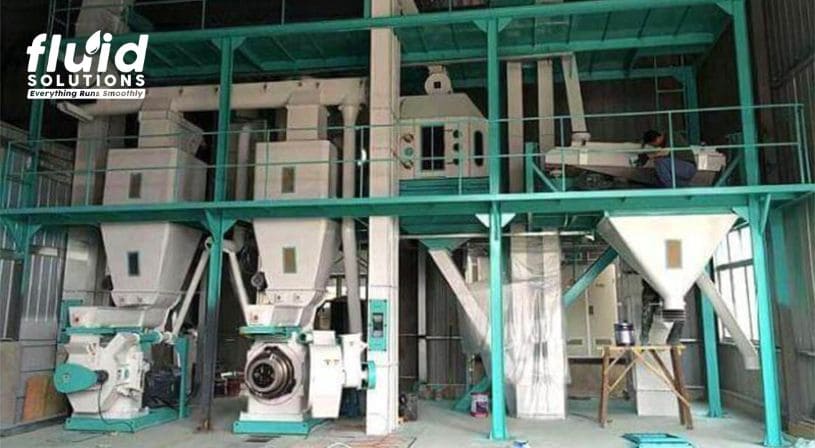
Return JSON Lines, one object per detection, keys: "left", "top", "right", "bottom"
{"left": 398, "top": 93, "right": 488, "bottom": 179}
{"left": 63, "top": 112, "right": 206, "bottom": 420}
{"left": 61, "top": 333, "right": 148, "bottom": 419}
{"left": 239, "top": 102, "right": 366, "bottom": 428}
{"left": 597, "top": 214, "right": 737, "bottom": 318}
{"left": 544, "top": 142, "right": 727, "bottom": 186}
{"left": 70, "top": 146, "right": 206, "bottom": 330}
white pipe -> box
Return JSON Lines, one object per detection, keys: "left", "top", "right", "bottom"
{"left": 232, "top": 124, "right": 253, "bottom": 248}
{"left": 561, "top": 54, "right": 590, "bottom": 142}
{"left": 340, "top": 103, "right": 362, "bottom": 334}
{"left": 235, "top": 124, "right": 252, "bottom": 201}
{"left": 223, "top": 240, "right": 251, "bottom": 325}
{"left": 696, "top": 273, "right": 760, "bottom": 370}
{"left": 171, "top": 240, "right": 211, "bottom": 338}
{"left": 59, "top": 78, "right": 367, "bottom": 119}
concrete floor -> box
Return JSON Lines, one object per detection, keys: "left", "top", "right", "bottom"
{"left": 1, "top": 398, "right": 772, "bottom": 448}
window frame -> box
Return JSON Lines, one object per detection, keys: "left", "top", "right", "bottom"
{"left": 712, "top": 226, "right": 759, "bottom": 343}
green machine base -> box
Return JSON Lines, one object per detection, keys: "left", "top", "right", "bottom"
{"left": 65, "top": 407, "right": 178, "bottom": 433}
{"left": 233, "top": 418, "right": 323, "bottom": 435}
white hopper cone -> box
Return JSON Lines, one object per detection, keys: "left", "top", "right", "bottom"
{"left": 596, "top": 213, "right": 737, "bottom": 321}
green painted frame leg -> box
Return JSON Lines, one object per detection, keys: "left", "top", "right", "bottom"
{"left": 682, "top": 68, "right": 701, "bottom": 145}
{"left": 748, "top": 199, "right": 784, "bottom": 447}
{"left": 24, "top": 47, "right": 45, "bottom": 208}
{"left": 700, "top": 268, "right": 723, "bottom": 418}
{"left": 199, "top": 211, "right": 235, "bottom": 429}
{"left": 732, "top": 0, "right": 784, "bottom": 443}
{"left": 485, "top": 15, "right": 507, "bottom": 441}
{"left": 563, "top": 247, "right": 618, "bottom": 308}
{"left": 198, "top": 33, "right": 236, "bottom": 429}
{"left": 175, "top": 336, "right": 190, "bottom": 419}
{"left": 488, "top": 202, "right": 507, "bottom": 440}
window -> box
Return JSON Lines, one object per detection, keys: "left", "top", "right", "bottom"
{"left": 282, "top": 247, "right": 297, "bottom": 274}
{"left": 281, "top": 167, "right": 295, "bottom": 193}
{"left": 473, "top": 131, "right": 484, "bottom": 167}
{"left": 127, "top": 251, "right": 140, "bottom": 276}
{"left": 713, "top": 227, "right": 758, "bottom": 341}
{"left": 128, "top": 172, "right": 142, "bottom": 199}
{"left": 421, "top": 125, "right": 445, "bottom": 171}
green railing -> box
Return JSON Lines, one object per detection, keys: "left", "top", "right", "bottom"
{"left": 1, "top": 104, "right": 811, "bottom": 211}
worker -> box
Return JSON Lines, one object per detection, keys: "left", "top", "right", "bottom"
{"left": 641, "top": 130, "right": 697, "bottom": 187}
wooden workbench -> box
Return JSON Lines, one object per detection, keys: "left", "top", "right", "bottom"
{"left": 598, "top": 345, "right": 692, "bottom": 429}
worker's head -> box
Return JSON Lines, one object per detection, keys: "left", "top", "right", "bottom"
{"left": 642, "top": 130, "right": 665, "bottom": 148}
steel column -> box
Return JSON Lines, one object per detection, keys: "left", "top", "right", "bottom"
{"left": 748, "top": 198, "right": 784, "bottom": 446}
{"left": 214, "top": 37, "right": 235, "bottom": 202}
{"left": 486, "top": 18, "right": 507, "bottom": 440}
{"left": 700, "top": 267, "right": 723, "bottom": 417}
{"left": 732, "top": 0, "right": 759, "bottom": 185}
{"left": 487, "top": 19, "right": 501, "bottom": 196}
{"left": 682, "top": 69, "right": 701, "bottom": 145}
{"left": 199, "top": 212, "right": 228, "bottom": 430}
{"left": 24, "top": 51, "right": 46, "bottom": 208}
{"left": 733, "top": 0, "right": 783, "bottom": 443}
{"left": 488, "top": 201, "right": 507, "bottom": 440}
{"left": 199, "top": 37, "right": 234, "bottom": 429}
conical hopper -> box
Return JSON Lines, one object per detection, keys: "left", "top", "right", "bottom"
{"left": 596, "top": 213, "right": 737, "bottom": 320}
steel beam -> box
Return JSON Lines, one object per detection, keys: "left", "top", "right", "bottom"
{"left": 562, "top": 247, "right": 618, "bottom": 308}
{"left": 1, "top": 185, "right": 813, "bottom": 226}
{"left": 399, "top": 33, "right": 714, "bottom": 66}
{"left": 104, "top": 0, "right": 722, "bottom": 45}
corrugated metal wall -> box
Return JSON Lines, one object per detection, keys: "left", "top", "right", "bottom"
{"left": 697, "top": 0, "right": 815, "bottom": 426}
{"left": 762, "top": 0, "right": 815, "bottom": 427}
{"left": 0, "top": 122, "right": 72, "bottom": 425}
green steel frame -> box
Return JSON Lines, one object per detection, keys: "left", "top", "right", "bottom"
{"left": 5, "top": 0, "right": 814, "bottom": 445}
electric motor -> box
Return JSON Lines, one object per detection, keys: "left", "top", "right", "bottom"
{"left": 244, "top": 345, "right": 296, "bottom": 400}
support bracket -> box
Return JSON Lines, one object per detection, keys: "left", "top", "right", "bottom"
{"left": 474, "top": 18, "right": 512, "bottom": 33}
{"left": 714, "top": 0, "right": 735, "bottom": 15}
{"left": 758, "top": 193, "right": 772, "bottom": 235}
{"left": 211, "top": 36, "right": 245, "bottom": 51}
{"left": 200, "top": 211, "right": 235, "bottom": 236}
{"left": 476, "top": 213, "right": 515, "bottom": 229}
